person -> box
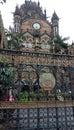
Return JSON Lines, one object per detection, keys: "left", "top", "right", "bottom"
{"left": 9, "top": 88, "right": 14, "bottom": 101}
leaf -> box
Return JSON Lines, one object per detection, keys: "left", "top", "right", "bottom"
{"left": 6, "top": 31, "right": 25, "bottom": 50}
{"left": 0, "top": 0, "right": 6, "bottom": 4}
{"left": 0, "top": 62, "right": 16, "bottom": 89}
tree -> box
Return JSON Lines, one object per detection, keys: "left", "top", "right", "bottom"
{"left": 0, "top": 12, "right": 3, "bottom": 43}
{"left": 50, "top": 34, "right": 69, "bottom": 52}
{"left": 6, "top": 31, "right": 26, "bottom": 49}
{"left": 0, "top": 12, "right": 6, "bottom": 48}
{"left": 0, "top": 0, "right": 6, "bottom": 4}
{"left": 0, "top": 61, "right": 16, "bottom": 100}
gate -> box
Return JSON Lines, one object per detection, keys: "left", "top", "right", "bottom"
{"left": 0, "top": 106, "right": 74, "bottom": 130}
{"left": 0, "top": 63, "right": 74, "bottom": 130}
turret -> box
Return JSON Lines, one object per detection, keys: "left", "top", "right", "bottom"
{"left": 44, "top": 9, "right": 46, "bottom": 20}
{"left": 38, "top": 1, "right": 40, "bottom": 7}
{"left": 51, "top": 11, "right": 59, "bottom": 36}
{"left": 13, "top": 5, "right": 21, "bottom": 33}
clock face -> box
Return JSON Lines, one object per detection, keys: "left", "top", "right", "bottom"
{"left": 33, "top": 23, "right": 40, "bottom": 30}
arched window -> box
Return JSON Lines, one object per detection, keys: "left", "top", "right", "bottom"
{"left": 14, "top": 22, "right": 20, "bottom": 32}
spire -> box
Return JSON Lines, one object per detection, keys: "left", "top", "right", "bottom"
{"left": 44, "top": 8, "right": 46, "bottom": 19}
{"left": 51, "top": 11, "right": 59, "bottom": 22}
{"left": 14, "top": 5, "right": 20, "bottom": 16}
{"left": 51, "top": 11, "right": 59, "bottom": 36}
{"left": 38, "top": 1, "right": 40, "bottom": 6}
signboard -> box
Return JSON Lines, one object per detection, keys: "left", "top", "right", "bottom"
{"left": 39, "top": 73, "right": 55, "bottom": 90}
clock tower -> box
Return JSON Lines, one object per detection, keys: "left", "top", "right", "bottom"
{"left": 13, "top": 0, "right": 59, "bottom": 52}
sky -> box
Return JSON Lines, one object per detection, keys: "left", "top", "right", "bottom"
{"left": 0, "top": 0, "right": 74, "bottom": 44}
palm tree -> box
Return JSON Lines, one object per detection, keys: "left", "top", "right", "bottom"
{"left": 49, "top": 34, "right": 69, "bottom": 53}
{"left": 6, "top": 31, "right": 25, "bottom": 50}
{"left": 0, "top": 0, "right": 6, "bottom": 4}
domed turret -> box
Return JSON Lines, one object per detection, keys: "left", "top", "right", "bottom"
{"left": 14, "top": 5, "right": 21, "bottom": 33}
{"left": 51, "top": 11, "right": 59, "bottom": 36}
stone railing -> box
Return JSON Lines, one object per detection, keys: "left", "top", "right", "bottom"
{"left": 0, "top": 100, "right": 74, "bottom": 109}
{"left": 0, "top": 49, "right": 74, "bottom": 67}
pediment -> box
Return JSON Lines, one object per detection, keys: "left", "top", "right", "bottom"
{"left": 41, "top": 34, "right": 51, "bottom": 40}
{"left": 23, "top": 32, "right": 33, "bottom": 38}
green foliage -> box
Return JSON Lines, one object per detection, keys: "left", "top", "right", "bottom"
{"left": 54, "top": 34, "right": 68, "bottom": 50}
{"left": 6, "top": 32, "right": 25, "bottom": 50}
{"left": 17, "top": 91, "right": 35, "bottom": 102}
{"left": 7, "top": 33, "right": 20, "bottom": 49}
{"left": 20, "top": 92, "right": 29, "bottom": 101}
{"left": 49, "top": 34, "right": 69, "bottom": 52}
{"left": 0, "top": 61, "right": 16, "bottom": 89}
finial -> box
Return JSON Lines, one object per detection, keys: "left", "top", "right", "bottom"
{"left": 38, "top": 1, "right": 40, "bottom": 6}
{"left": 44, "top": 8, "right": 46, "bottom": 19}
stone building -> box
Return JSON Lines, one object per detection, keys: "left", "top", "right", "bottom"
{"left": 0, "top": 1, "right": 74, "bottom": 130}
{"left": 13, "top": 0, "right": 59, "bottom": 53}
{"left": 0, "top": 0, "right": 74, "bottom": 95}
